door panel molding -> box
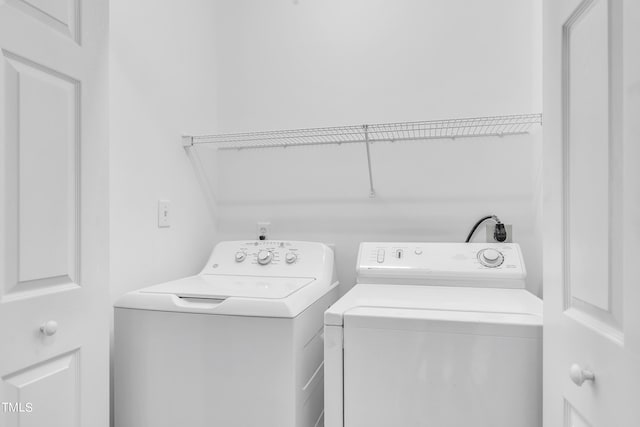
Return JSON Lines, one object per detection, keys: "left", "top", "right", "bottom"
{"left": 1, "top": 349, "right": 80, "bottom": 427}
{"left": 0, "top": 0, "right": 80, "bottom": 44}
{"left": 0, "top": 49, "right": 81, "bottom": 303}
{"left": 561, "top": 0, "right": 623, "bottom": 340}
{"left": 564, "top": 399, "right": 593, "bottom": 427}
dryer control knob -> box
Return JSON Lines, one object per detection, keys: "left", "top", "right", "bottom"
{"left": 483, "top": 249, "right": 500, "bottom": 261}
{"left": 257, "top": 250, "right": 273, "bottom": 265}
{"left": 235, "top": 252, "right": 246, "bottom": 262}
{"left": 285, "top": 252, "right": 297, "bottom": 264}
{"left": 478, "top": 248, "right": 504, "bottom": 267}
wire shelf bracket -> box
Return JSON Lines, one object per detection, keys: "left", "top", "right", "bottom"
{"left": 182, "top": 113, "right": 542, "bottom": 197}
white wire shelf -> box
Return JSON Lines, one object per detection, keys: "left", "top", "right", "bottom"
{"left": 182, "top": 113, "right": 542, "bottom": 150}
{"left": 182, "top": 113, "right": 542, "bottom": 197}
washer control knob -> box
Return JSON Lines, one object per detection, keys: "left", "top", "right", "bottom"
{"left": 257, "top": 250, "right": 273, "bottom": 265}
{"left": 478, "top": 248, "right": 504, "bottom": 267}
{"left": 415, "top": 248, "right": 423, "bottom": 255}
{"left": 285, "top": 252, "right": 297, "bottom": 264}
{"left": 235, "top": 252, "right": 246, "bottom": 262}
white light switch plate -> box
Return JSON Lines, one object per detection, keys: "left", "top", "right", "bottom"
{"left": 158, "top": 200, "right": 171, "bottom": 228}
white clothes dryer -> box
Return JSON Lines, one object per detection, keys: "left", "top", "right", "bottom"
{"left": 115, "top": 240, "right": 339, "bottom": 427}
{"left": 324, "top": 242, "right": 542, "bottom": 427}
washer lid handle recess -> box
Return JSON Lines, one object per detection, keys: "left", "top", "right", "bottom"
{"left": 140, "top": 275, "right": 317, "bottom": 300}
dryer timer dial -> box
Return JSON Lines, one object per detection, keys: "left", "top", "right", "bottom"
{"left": 478, "top": 248, "right": 504, "bottom": 268}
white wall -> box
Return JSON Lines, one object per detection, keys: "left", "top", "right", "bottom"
{"left": 214, "top": 0, "right": 540, "bottom": 130}
{"left": 209, "top": 0, "right": 543, "bottom": 295}
{"left": 109, "top": 0, "right": 218, "bottom": 301}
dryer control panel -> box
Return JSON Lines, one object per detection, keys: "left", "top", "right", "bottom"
{"left": 357, "top": 242, "right": 526, "bottom": 287}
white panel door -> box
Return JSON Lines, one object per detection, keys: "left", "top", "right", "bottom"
{"left": 0, "top": 0, "right": 109, "bottom": 426}
{"left": 543, "top": 0, "right": 640, "bottom": 425}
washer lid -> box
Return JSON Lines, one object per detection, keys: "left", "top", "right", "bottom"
{"left": 140, "top": 274, "right": 316, "bottom": 299}
{"left": 324, "top": 284, "right": 542, "bottom": 328}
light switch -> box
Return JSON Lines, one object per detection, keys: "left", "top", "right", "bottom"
{"left": 158, "top": 200, "right": 171, "bottom": 228}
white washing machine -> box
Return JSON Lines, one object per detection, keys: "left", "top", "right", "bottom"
{"left": 114, "top": 240, "right": 339, "bottom": 427}
{"left": 324, "top": 242, "right": 542, "bottom": 427}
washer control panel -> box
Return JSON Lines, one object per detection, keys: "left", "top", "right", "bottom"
{"left": 227, "top": 241, "right": 299, "bottom": 266}
{"left": 201, "top": 240, "right": 333, "bottom": 278}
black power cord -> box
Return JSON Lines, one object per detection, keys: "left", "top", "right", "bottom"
{"left": 465, "top": 215, "right": 507, "bottom": 243}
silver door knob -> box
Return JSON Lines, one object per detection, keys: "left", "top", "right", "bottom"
{"left": 569, "top": 363, "right": 595, "bottom": 386}
{"left": 40, "top": 320, "right": 58, "bottom": 336}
